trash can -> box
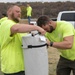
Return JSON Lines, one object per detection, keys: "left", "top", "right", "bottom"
{"left": 22, "top": 32, "right": 48, "bottom": 75}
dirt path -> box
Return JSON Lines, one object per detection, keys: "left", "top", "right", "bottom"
{"left": 48, "top": 47, "right": 59, "bottom": 75}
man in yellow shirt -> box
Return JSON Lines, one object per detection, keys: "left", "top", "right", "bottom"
{"left": 0, "top": 17, "right": 7, "bottom": 25}
{"left": 0, "top": 5, "right": 45, "bottom": 75}
{"left": 0, "top": 13, "right": 7, "bottom": 25}
{"left": 37, "top": 15, "right": 75, "bottom": 75}
{"left": 26, "top": 4, "right": 32, "bottom": 24}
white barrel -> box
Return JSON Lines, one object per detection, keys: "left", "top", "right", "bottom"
{"left": 22, "top": 33, "right": 48, "bottom": 75}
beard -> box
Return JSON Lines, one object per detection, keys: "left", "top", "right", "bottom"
{"left": 11, "top": 13, "right": 20, "bottom": 23}
{"left": 49, "top": 26, "right": 54, "bottom": 33}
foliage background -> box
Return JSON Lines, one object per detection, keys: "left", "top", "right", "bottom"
{"left": 0, "top": 1, "right": 75, "bottom": 18}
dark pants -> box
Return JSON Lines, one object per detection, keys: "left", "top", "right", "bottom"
{"left": 57, "top": 56, "right": 75, "bottom": 75}
{"left": 4, "top": 71, "right": 25, "bottom": 75}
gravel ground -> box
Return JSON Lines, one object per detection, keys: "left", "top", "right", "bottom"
{"left": 48, "top": 47, "right": 59, "bottom": 75}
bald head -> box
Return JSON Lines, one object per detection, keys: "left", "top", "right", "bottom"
{"left": 7, "top": 5, "right": 21, "bottom": 23}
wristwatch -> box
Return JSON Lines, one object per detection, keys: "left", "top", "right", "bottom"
{"left": 50, "top": 42, "right": 53, "bottom": 46}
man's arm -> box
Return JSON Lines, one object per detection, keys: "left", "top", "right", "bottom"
{"left": 49, "top": 35, "right": 74, "bottom": 49}
{"left": 10, "top": 23, "right": 46, "bottom": 35}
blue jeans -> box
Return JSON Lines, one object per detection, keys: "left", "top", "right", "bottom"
{"left": 27, "top": 16, "right": 31, "bottom": 24}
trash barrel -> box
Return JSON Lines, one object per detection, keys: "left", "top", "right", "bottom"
{"left": 22, "top": 32, "right": 48, "bottom": 75}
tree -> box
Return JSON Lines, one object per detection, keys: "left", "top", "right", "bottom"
{"left": 20, "top": 5, "right": 27, "bottom": 19}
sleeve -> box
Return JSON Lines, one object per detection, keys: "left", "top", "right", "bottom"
{"left": 0, "top": 20, "right": 16, "bottom": 46}
{"left": 62, "top": 22, "right": 74, "bottom": 38}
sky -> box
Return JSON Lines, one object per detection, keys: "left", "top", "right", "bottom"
{"left": 0, "top": 0, "right": 75, "bottom": 3}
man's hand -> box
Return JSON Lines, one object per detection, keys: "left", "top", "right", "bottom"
{"left": 46, "top": 38, "right": 50, "bottom": 46}
{"left": 36, "top": 26, "right": 46, "bottom": 35}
